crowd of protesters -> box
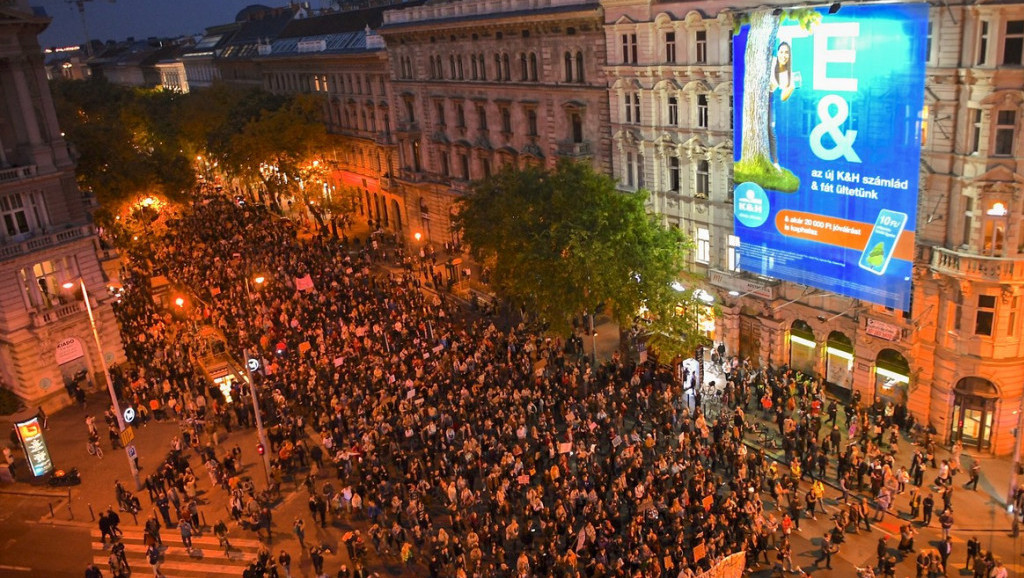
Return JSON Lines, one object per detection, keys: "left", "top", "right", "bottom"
{"left": 90, "top": 195, "right": 1008, "bottom": 578}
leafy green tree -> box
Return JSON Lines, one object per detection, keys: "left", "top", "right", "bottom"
{"left": 455, "top": 160, "right": 692, "bottom": 341}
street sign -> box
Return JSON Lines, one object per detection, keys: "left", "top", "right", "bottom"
{"left": 119, "top": 426, "right": 135, "bottom": 447}
{"left": 126, "top": 444, "right": 137, "bottom": 459}
{"left": 123, "top": 407, "right": 136, "bottom": 424}
{"left": 247, "top": 358, "right": 260, "bottom": 372}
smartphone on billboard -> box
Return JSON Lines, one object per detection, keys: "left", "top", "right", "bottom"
{"left": 858, "top": 209, "right": 907, "bottom": 275}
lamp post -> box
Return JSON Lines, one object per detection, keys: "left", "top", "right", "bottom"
{"left": 242, "top": 275, "right": 272, "bottom": 487}
{"left": 64, "top": 279, "right": 142, "bottom": 490}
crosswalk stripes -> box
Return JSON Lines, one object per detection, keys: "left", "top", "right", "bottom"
{"left": 91, "top": 527, "right": 264, "bottom": 577}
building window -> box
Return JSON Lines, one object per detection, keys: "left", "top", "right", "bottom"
{"left": 521, "top": 53, "right": 529, "bottom": 81}
{"left": 575, "top": 52, "right": 585, "bottom": 83}
{"left": 481, "top": 157, "right": 491, "bottom": 178}
{"left": 962, "top": 196, "right": 973, "bottom": 247}
{"left": 696, "top": 227, "right": 710, "bottom": 264}
{"left": 411, "top": 141, "right": 421, "bottom": 171}
{"left": 449, "top": 55, "right": 456, "bottom": 79}
{"left": 571, "top": 113, "right": 583, "bottom": 143}
{"left": 494, "top": 54, "right": 502, "bottom": 80}
{"left": 565, "top": 52, "right": 574, "bottom": 82}
{"left": 436, "top": 102, "right": 446, "bottom": 127}
{"left": 471, "top": 54, "right": 479, "bottom": 80}
{"left": 477, "top": 104, "right": 487, "bottom": 130}
{"left": 0, "top": 193, "right": 30, "bottom": 238}
{"left": 697, "top": 94, "right": 709, "bottom": 128}
{"left": 669, "top": 156, "right": 680, "bottom": 193}
{"left": 502, "top": 54, "right": 510, "bottom": 80}
{"left": 1004, "top": 20, "right": 1024, "bottom": 65}
{"left": 665, "top": 31, "right": 676, "bottom": 63}
{"left": 636, "top": 151, "right": 645, "bottom": 189}
{"left": 982, "top": 201, "right": 1008, "bottom": 256}
{"left": 727, "top": 234, "right": 741, "bottom": 272}
{"left": 622, "top": 33, "right": 637, "bottom": 64}
{"left": 440, "top": 151, "right": 450, "bottom": 177}
{"left": 527, "top": 109, "right": 538, "bottom": 136}
{"left": 529, "top": 53, "right": 538, "bottom": 81}
{"left": 695, "top": 160, "right": 709, "bottom": 198}
{"left": 975, "top": 294, "right": 996, "bottom": 336}
{"left": 667, "top": 96, "right": 678, "bottom": 126}
{"left": 625, "top": 92, "right": 640, "bottom": 124}
{"left": 926, "top": 21, "right": 933, "bottom": 62}
{"left": 994, "top": 110, "right": 1016, "bottom": 156}
{"left": 459, "top": 153, "right": 470, "bottom": 180}
{"left": 478, "top": 53, "right": 486, "bottom": 80}
{"left": 456, "top": 103, "right": 465, "bottom": 128}
{"left": 695, "top": 30, "right": 707, "bottom": 64}
{"left": 978, "top": 21, "right": 989, "bottom": 65}
{"left": 625, "top": 152, "right": 635, "bottom": 188}
{"left": 970, "top": 109, "right": 982, "bottom": 153}
{"left": 501, "top": 108, "right": 512, "bottom": 134}
{"left": 1010, "top": 295, "right": 1019, "bottom": 337}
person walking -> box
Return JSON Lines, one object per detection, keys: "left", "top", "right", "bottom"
{"left": 938, "top": 536, "right": 953, "bottom": 574}
{"left": 85, "top": 562, "right": 103, "bottom": 578}
{"left": 876, "top": 536, "right": 889, "bottom": 572}
{"left": 98, "top": 512, "right": 113, "bottom": 544}
{"left": 278, "top": 549, "right": 292, "bottom": 578}
{"left": 814, "top": 531, "right": 836, "bottom": 569}
{"left": 310, "top": 545, "right": 325, "bottom": 575}
{"left": 293, "top": 517, "right": 305, "bottom": 547}
{"left": 967, "top": 461, "right": 981, "bottom": 491}
{"left": 146, "top": 542, "right": 162, "bottom": 577}
{"left": 178, "top": 518, "right": 194, "bottom": 552}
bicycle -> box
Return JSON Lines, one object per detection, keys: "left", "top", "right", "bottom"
{"left": 87, "top": 440, "right": 104, "bottom": 459}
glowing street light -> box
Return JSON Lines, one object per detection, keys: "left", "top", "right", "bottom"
{"left": 62, "top": 279, "right": 142, "bottom": 490}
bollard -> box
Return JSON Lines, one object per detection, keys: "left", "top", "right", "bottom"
{"left": 89, "top": 503, "right": 96, "bottom": 522}
{"left": 67, "top": 500, "right": 74, "bottom": 520}
{"left": 48, "top": 502, "right": 55, "bottom": 518}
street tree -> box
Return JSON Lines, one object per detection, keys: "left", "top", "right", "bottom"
{"left": 455, "top": 160, "right": 693, "bottom": 344}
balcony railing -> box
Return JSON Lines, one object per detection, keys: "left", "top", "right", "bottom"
{"left": 930, "top": 246, "right": 1024, "bottom": 282}
{"left": 555, "top": 141, "right": 591, "bottom": 158}
{"left": 0, "top": 165, "right": 36, "bottom": 184}
{"left": 0, "top": 224, "right": 94, "bottom": 261}
{"left": 32, "top": 301, "right": 86, "bottom": 327}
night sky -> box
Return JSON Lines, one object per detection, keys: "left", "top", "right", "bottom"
{"left": 34, "top": 0, "right": 330, "bottom": 49}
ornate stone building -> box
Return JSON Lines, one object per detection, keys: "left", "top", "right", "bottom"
{"left": 601, "top": 0, "right": 1024, "bottom": 455}
{"left": 0, "top": 0, "right": 123, "bottom": 411}
{"left": 377, "top": 0, "right": 611, "bottom": 250}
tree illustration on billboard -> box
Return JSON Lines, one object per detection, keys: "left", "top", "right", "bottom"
{"left": 734, "top": 9, "right": 820, "bottom": 193}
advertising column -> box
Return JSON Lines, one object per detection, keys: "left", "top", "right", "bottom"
{"left": 733, "top": 4, "right": 927, "bottom": 310}
{"left": 15, "top": 416, "right": 53, "bottom": 477}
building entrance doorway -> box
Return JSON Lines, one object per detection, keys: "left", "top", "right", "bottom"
{"left": 950, "top": 377, "right": 997, "bottom": 451}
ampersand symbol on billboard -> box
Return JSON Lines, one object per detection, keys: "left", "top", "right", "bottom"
{"left": 810, "top": 95, "right": 861, "bottom": 163}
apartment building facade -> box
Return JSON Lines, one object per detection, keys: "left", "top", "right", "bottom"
{"left": 0, "top": 0, "right": 123, "bottom": 412}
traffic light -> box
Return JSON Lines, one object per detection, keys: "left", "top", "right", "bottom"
{"left": 257, "top": 443, "right": 265, "bottom": 456}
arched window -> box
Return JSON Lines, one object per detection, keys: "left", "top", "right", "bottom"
{"left": 529, "top": 53, "right": 538, "bottom": 81}
{"left": 565, "top": 52, "right": 573, "bottom": 82}
{"left": 520, "top": 53, "right": 528, "bottom": 81}
{"left": 575, "top": 51, "right": 585, "bottom": 83}
{"left": 695, "top": 160, "right": 709, "bottom": 198}
{"left": 502, "top": 53, "right": 510, "bottom": 80}
{"left": 478, "top": 53, "right": 486, "bottom": 80}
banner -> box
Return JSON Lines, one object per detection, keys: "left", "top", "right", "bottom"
{"left": 733, "top": 4, "right": 927, "bottom": 310}
{"left": 695, "top": 551, "right": 747, "bottom": 578}
{"left": 295, "top": 274, "right": 315, "bottom": 292}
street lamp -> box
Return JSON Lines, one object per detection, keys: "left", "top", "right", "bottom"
{"left": 241, "top": 275, "right": 272, "bottom": 487}
{"left": 63, "top": 279, "right": 142, "bottom": 490}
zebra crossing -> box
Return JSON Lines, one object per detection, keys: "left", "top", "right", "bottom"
{"left": 91, "top": 526, "right": 263, "bottom": 577}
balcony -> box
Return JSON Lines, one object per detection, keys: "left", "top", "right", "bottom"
{"left": 0, "top": 224, "right": 94, "bottom": 261}
{"left": 376, "top": 131, "right": 395, "bottom": 145}
{"left": 930, "top": 246, "right": 1024, "bottom": 282}
{"left": 555, "top": 141, "right": 591, "bottom": 159}
{"left": 31, "top": 301, "right": 86, "bottom": 327}
{"left": 396, "top": 121, "right": 420, "bottom": 135}
{"left": 0, "top": 165, "right": 36, "bottom": 184}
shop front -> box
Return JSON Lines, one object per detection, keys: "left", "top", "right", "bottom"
{"left": 788, "top": 320, "right": 816, "bottom": 375}
{"left": 824, "top": 331, "right": 854, "bottom": 401}
{"left": 873, "top": 348, "right": 911, "bottom": 405}
{"left": 950, "top": 377, "right": 997, "bottom": 451}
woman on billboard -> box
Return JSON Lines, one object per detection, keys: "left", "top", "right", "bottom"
{"left": 768, "top": 41, "right": 795, "bottom": 169}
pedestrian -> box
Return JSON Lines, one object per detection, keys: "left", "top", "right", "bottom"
{"left": 967, "top": 461, "right": 981, "bottom": 491}
{"left": 293, "top": 517, "right": 305, "bottom": 547}
{"left": 965, "top": 535, "right": 980, "bottom": 571}
{"left": 146, "top": 542, "right": 162, "bottom": 577}
{"left": 106, "top": 507, "right": 122, "bottom": 538}
{"left": 85, "top": 562, "right": 103, "bottom": 578}
{"left": 310, "top": 545, "right": 325, "bottom": 575}
{"left": 98, "top": 512, "right": 113, "bottom": 544}
{"left": 111, "top": 540, "right": 129, "bottom": 573}
{"left": 214, "top": 519, "right": 231, "bottom": 552}
{"left": 278, "top": 550, "right": 291, "bottom": 578}
{"left": 178, "top": 518, "right": 193, "bottom": 552}
{"left": 938, "top": 508, "right": 954, "bottom": 540}
{"left": 814, "top": 531, "right": 835, "bottom": 569}
{"left": 876, "top": 536, "right": 888, "bottom": 571}
{"left": 922, "top": 493, "right": 935, "bottom": 526}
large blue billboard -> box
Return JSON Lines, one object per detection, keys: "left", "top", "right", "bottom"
{"left": 733, "top": 4, "right": 927, "bottom": 310}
